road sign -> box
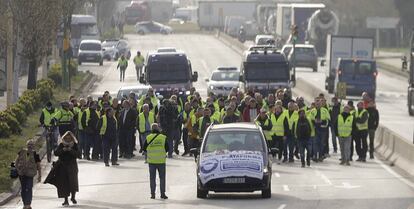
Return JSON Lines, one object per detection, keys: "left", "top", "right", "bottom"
{"left": 366, "top": 17, "right": 399, "bottom": 29}
{"left": 337, "top": 82, "right": 347, "bottom": 99}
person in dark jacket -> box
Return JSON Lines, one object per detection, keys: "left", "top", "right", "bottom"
{"left": 242, "top": 98, "right": 260, "bottom": 122}
{"left": 98, "top": 108, "right": 119, "bottom": 166}
{"left": 354, "top": 102, "right": 369, "bottom": 162}
{"left": 44, "top": 131, "right": 79, "bottom": 206}
{"left": 329, "top": 97, "right": 341, "bottom": 153}
{"left": 159, "top": 99, "right": 179, "bottom": 158}
{"left": 255, "top": 108, "right": 273, "bottom": 147}
{"left": 366, "top": 101, "right": 379, "bottom": 159}
{"left": 81, "top": 101, "right": 100, "bottom": 160}
{"left": 293, "top": 109, "right": 312, "bottom": 167}
{"left": 223, "top": 105, "right": 241, "bottom": 124}
{"left": 118, "top": 100, "right": 138, "bottom": 159}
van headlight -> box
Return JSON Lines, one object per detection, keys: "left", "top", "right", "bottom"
{"left": 263, "top": 167, "right": 269, "bottom": 174}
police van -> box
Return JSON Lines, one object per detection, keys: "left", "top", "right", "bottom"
{"left": 240, "top": 49, "right": 294, "bottom": 96}
{"left": 139, "top": 50, "right": 198, "bottom": 98}
{"left": 334, "top": 58, "right": 377, "bottom": 98}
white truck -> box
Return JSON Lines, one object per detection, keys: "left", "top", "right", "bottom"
{"left": 197, "top": 0, "right": 257, "bottom": 30}
{"left": 323, "top": 35, "right": 374, "bottom": 93}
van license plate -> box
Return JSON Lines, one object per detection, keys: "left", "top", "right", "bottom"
{"left": 223, "top": 178, "right": 245, "bottom": 184}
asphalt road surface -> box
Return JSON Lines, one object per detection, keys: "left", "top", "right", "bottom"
{"left": 2, "top": 34, "right": 414, "bottom": 209}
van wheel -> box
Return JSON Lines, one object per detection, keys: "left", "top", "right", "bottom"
{"left": 261, "top": 186, "right": 271, "bottom": 198}
{"left": 197, "top": 180, "right": 208, "bottom": 198}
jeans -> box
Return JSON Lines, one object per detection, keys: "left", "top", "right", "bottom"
{"left": 84, "top": 132, "right": 95, "bottom": 159}
{"left": 339, "top": 136, "right": 351, "bottom": 163}
{"left": 140, "top": 132, "right": 150, "bottom": 151}
{"left": 273, "top": 136, "right": 284, "bottom": 160}
{"left": 284, "top": 135, "right": 295, "bottom": 160}
{"left": 120, "top": 69, "right": 126, "bottom": 81}
{"left": 330, "top": 125, "right": 338, "bottom": 152}
{"left": 149, "top": 164, "right": 166, "bottom": 196}
{"left": 182, "top": 128, "right": 189, "bottom": 153}
{"left": 119, "top": 129, "right": 134, "bottom": 157}
{"left": 136, "top": 66, "right": 143, "bottom": 80}
{"left": 19, "top": 176, "right": 33, "bottom": 206}
{"left": 298, "top": 139, "right": 311, "bottom": 164}
{"left": 77, "top": 130, "right": 86, "bottom": 158}
{"left": 92, "top": 133, "right": 102, "bottom": 159}
{"left": 102, "top": 136, "right": 118, "bottom": 164}
{"left": 355, "top": 130, "right": 368, "bottom": 160}
{"left": 172, "top": 129, "right": 180, "bottom": 153}
{"left": 313, "top": 127, "right": 327, "bottom": 159}
{"left": 368, "top": 129, "right": 376, "bottom": 157}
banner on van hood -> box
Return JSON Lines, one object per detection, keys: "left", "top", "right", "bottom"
{"left": 199, "top": 151, "right": 264, "bottom": 184}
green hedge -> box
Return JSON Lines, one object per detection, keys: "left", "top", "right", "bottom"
{"left": 0, "top": 79, "right": 55, "bottom": 138}
{"left": 48, "top": 61, "right": 78, "bottom": 86}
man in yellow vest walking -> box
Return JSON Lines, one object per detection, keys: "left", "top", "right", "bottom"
{"left": 336, "top": 105, "right": 354, "bottom": 166}
{"left": 98, "top": 108, "right": 119, "bottom": 167}
{"left": 137, "top": 104, "right": 155, "bottom": 153}
{"left": 143, "top": 123, "right": 169, "bottom": 199}
{"left": 354, "top": 102, "right": 369, "bottom": 162}
{"left": 133, "top": 51, "right": 145, "bottom": 81}
{"left": 117, "top": 55, "right": 128, "bottom": 82}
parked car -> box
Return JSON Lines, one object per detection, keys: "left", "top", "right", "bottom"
{"left": 287, "top": 44, "right": 318, "bottom": 72}
{"left": 116, "top": 85, "right": 151, "bottom": 101}
{"left": 135, "top": 21, "right": 173, "bottom": 35}
{"left": 156, "top": 47, "right": 177, "bottom": 53}
{"left": 102, "top": 39, "right": 131, "bottom": 61}
{"left": 191, "top": 123, "right": 276, "bottom": 199}
{"left": 206, "top": 67, "right": 241, "bottom": 96}
{"left": 78, "top": 40, "right": 103, "bottom": 66}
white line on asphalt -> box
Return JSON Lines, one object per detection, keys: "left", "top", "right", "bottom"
{"left": 315, "top": 170, "right": 332, "bottom": 185}
{"left": 283, "top": 185, "right": 290, "bottom": 191}
{"left": 274, "top": 172, "right": 280, "bottom": 178}
{"left": 200, "top": 59, "right": 209, "bottom": 72}
{"left": 375, "top": 158, "right": 414, "bottom": 189}
{"left": 277, "top": 204, "right": 287, "bottom": 209}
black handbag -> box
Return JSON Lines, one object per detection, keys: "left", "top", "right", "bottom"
{"left": 10, "top": 163, "right": 18, "bottom": 179}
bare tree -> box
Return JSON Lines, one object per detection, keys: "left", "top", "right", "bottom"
{"left": 9, "top": 0, "right": 61, "bottom": 89}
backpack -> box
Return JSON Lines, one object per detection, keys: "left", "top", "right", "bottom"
{"left": 15, "top": 149, "right": 38, "bottom": 177}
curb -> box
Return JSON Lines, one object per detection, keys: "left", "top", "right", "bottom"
{"left": 0, "top": 72, "right": 98, "bottom": 206}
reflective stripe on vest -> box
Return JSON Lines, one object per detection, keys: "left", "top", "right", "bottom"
{"left": 42, "top": 108, "right": 54, "bottom": 126}
{"left": 138, "top": 112, "right": 154, "bottom": 133}
{"left": 338, "top": 114, "right": 354, "bottom": 137}
{"left": 146, "top": 134, "right": 167, "bottom": 164}
{"left": 271, "top": 113, "right": 285, "bottom": 137}
{"left": 355, "top": 109, "right": 369, "bottom": 130}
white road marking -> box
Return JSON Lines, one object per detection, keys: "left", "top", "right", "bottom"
{"left": 274, "top": 172, "right": 280, "bottom": 178}
{"left": 375, "top": 158, "right": 414, "bottom": 189}
{"left": 315, "top": 170, "right": 332, "bottom": 185}
{"left": 283, "top": 185, "right": 290, "bottom": 191}
{"left": 334, "top": 182, "right": 361, "bottom": 189}
{"left": 200, "top": 59, "right": 209, "bottom": 72}
{"left": 277, "top": 204, "right": 287, "bottom": 209}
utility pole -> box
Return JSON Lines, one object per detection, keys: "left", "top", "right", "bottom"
{"left": 6, "top": 7, "right": 14, "bottom": 107}
{"left": 291, "top": 25, "right": 298, "bottom": 84}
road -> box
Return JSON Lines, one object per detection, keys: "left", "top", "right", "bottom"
{"left": 2, "top": 34, "right": 414, "bottom": 209}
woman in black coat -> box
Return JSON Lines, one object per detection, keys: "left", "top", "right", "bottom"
{"left": 45, "top": 131, "right": 79, "bottom": 206}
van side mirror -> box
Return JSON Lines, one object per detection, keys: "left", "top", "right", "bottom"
{"left": 192, "top": 71, "right": 198, "bottom": 82}
{"left": 320, "top": 59, "right": 326, "bottom": 67}
{"left": 139, "top": 74, "right": 145, "bottom": 84}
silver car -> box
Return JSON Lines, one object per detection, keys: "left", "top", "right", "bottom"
{"left": 287, "top": 44, "right": 318, "bottom": 72}
{"left": 116, "top": 85, "right": 151, "bottom": 101}
{"left": 135, "top": 21, "right": 173, "bottom": 35}
{"left": 206, "top": 67, "right": 240, "bottom": 96}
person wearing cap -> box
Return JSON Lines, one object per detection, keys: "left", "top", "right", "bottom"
{"left": 81, "top": 101, "right": 100, "bottom": 160}
{"left": 255, "top": 108, "right": 273, "bottom": 147}
{"left": 15, "top": 140, "right": 41, "bottom": 209}
{"left": 223, "top": 105, "right": 241, "bottom": 124}
{"left": 98, "top": 108, "right": 120, "bottom": 167}
{"left": 143, "top": 123, "right": 169, "bottom": 199}
{"left": 292, "top": 109, "right": 313, "bottom": 167}
{"left": 45, "top": 131, "right": 80, "bottom": 206}
{"left": 53, "top": 102, "right": 75, "bottom": 136}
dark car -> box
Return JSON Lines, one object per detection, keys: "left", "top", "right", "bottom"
{"left": 191, "top": 123, "right": 276, "bottom": 199}
{"left": 102, "top": 39, "right": 131, "bottom": 61}
{"left": 135, "top": 21, "right": 173, "bottom": 35}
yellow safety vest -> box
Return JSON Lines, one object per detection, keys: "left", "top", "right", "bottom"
{"left": 133, "top": 55, "right": 144, "bottom": 66}
{"left": 310, "top": 107, "right": 330, "bottom": 128}
{"left": 338, "top": 114, "right": 354, "bottom": 137}
{"left": 284, "top": 110, "right": 299, "bottom": 131}
{"left": 77, "top": 110, "right": 84, "bottom": 130}
{"left": 100, "top": 115, "right": 118, "bottom": 135}
{"left": 355, "top": 109, "right": 369, "bottom": 131}
{"left": 42, "top": 108, "right": 55, "bottom": 127}
{"left": 54, "top": 109, "right": 73, "bottom": 125}
{"left": 270, "top": 113, "right": 285, "bottom": 137}
{"left": 255, "top": 117, "right": 272, "bottom": 140}
{"left": 146, "top": 133, "right": 167, "bottom": 164}
{"left": 118, "top": 59, "right": 128, "bottom": 68}
{"left": 138, "top": 112, "right": 154, "bottom": 133}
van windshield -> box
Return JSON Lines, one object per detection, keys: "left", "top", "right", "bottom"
{"left": 202, "top": 131, "right": 265, "bottom": 153}
{"left": 244, "top": 62, "right": 289, "bottom": 81}
{"left": 80, "top": 43, "right": 101, "bottom": 51}
{"left": 342, "top": 61, "right": 375, "bottom": 75}
{"left": 148, "top": 63, "right": 190, "bottom": 83}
